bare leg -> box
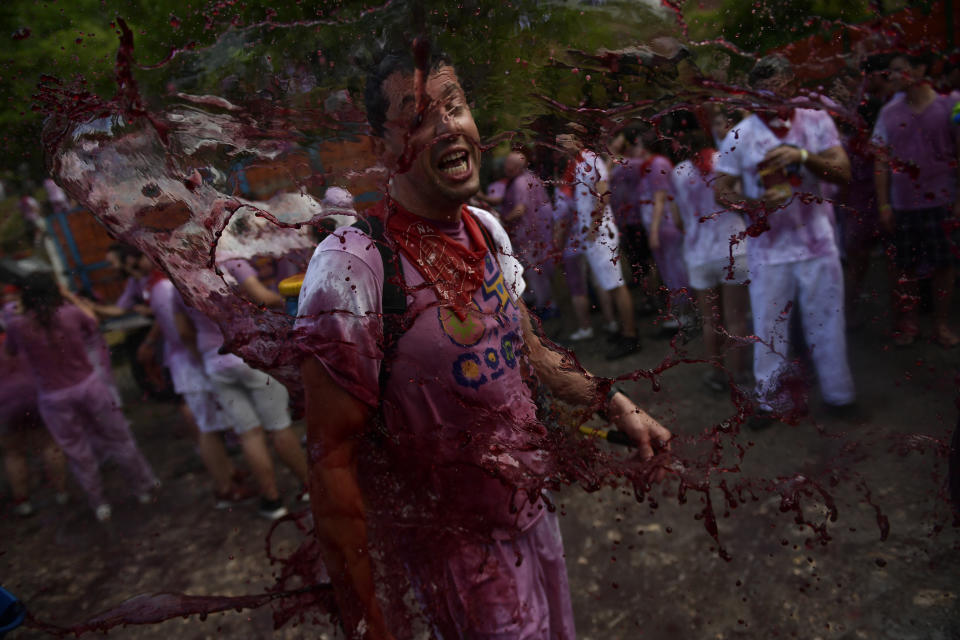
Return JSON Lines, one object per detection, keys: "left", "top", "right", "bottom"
{"left": 238, "top": 427, "right": 279, "bottom": 500}
{"left": 178, "top": 401, "right": 201, "bottom": 442}
{"left": 721, "top": 284, "right": 751, "bottom": 378}
{"left": 198, "top": 432, "right": 235, "bottom": 494}
{"left": 571, "top": 294, "right": 592, "bottom": 331}
{"left": 612, "top": 285, "right": 636, "bottom": 338}
{"left": 1, "top": 433, "right": 30, "bottom": 501}
{"left": 37, "top": 430, "right": 68, "bottom": 494}
{"left": 595, "top": 287, "right": 615, "bottom": 326}
{"left": 270, "top": 427, "right": 309, "bottom": 485}
{"left": 695, "top": 287, "right": 721, "bottom": 362}
{"left": 932, "top": 266, "right": 957, "bottom": 344}
{"left": 892, "top": 270, "right": 921, "bottom": 343}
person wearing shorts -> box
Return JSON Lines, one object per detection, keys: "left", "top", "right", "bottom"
{"left": 673, "top": 142, "right": 751, "bottom": 392}
{"left": 140, "top": 272, "right": 253, "bottom": 508}
{"left": 294, "top": 51, "right": 672, "bottom": 639}
{"left": 174, "top": 295, "right": 308, "bottom": 519}
{"left": 872, "top": 51, "right": 960, "bottom": 348}
{"left": 556, "top": 131, "right": 640, "bottom": 359}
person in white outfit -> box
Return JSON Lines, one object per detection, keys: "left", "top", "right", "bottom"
{"left": 672, "top": 117, "right": 751, "bottom": 393}
{"left": 713, "top": 56, "right": 857, "bottom": 426}
{"left": 556, "top": 129, "right": 640, "bottom": 359}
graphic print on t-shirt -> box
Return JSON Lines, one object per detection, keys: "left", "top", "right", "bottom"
{"left": 440, "top": 253, "right": 521, "bottom": 391}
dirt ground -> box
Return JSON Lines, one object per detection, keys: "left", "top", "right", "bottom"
{"left": 2, "top": 261, "right": 960, "bottom": 639}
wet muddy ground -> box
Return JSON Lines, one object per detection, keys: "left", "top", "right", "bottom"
{"left": 3, "top": 261, "right": 959, "bottom": 639}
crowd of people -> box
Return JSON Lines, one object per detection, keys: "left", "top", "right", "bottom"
{"left": 1, "top": 42, "right": 958, "bottom": 639}
{"left": 477, "top": 50, "right": 959, "bottom": 427}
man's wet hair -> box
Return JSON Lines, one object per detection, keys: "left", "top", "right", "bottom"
{"left": 748, "top": 54, "right": 794, "bottom": 88}
{"left": 364, "top": 48, "right": 455, "bottom": 138}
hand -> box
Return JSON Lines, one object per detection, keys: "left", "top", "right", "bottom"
{"left": 609, "top": 393, "right": 672, "bottom": 480}
{"left": 761, "top": 144, "right": 803, "bottom": 172}
{"left": 760, "top": 185, "right": 791, "bottom": 210}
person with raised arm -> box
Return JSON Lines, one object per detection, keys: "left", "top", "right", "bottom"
{"left": 294, "top": 48, "right": 672, "bottom": 639}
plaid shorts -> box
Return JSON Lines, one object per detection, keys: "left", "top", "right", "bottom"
{"left": 891, "top": 206, "right": 959, "bottom": 273}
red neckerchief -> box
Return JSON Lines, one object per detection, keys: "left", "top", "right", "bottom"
{"left": 692, "top": 148, "right": 715, "bottom": 176}
{"left": 757, "top": 107, "right": 796, "bottom": 139}
{"left": 384, "top": 199, "right": 489, "bottom": 321}
{"left": 559, "top": 151, "right": 584, "bottom": 198}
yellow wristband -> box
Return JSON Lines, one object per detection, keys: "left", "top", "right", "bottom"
{"left": 799, "top": 148, "right": 809, "bottom": 164}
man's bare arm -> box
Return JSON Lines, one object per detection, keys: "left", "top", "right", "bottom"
{"left": 518, "top": 304, "right": 671, "bottom": 462}
{"left": 301, "top": 358, "right": 394, "bottom": 640}
{"left": 874, "top": 155, "right": 894, "bottom": 233}
{"left": 238, "top": 275, "right": 284, "bottom": 308}
{"left": 762, "top": 144, "right": 851, "bottom": 185}
{"left": 648, "top": 190, "right": 668, "bottom": 250}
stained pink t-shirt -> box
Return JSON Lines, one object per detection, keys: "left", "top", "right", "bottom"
{"left": 147, "top": 278, "right": 209, "bottom": 394}
{"left": 5, "top": 304, "right": 100, "bottom": 393}
{"left": 115, "top": 276, "right": 146, "bottom": 311}
{"left": 171, "top": 291, "right": 245, "bottom": 377}
{"left": 294, "top": 208, "right": 546, "bottom": 538}
{"left": 501, "top": 170, "right": 555, "bottom": 266}
{"left": 872, "top": 93, "right": 959, "bottom": 210}
{"left": 610, "top": 155, "right": 675, "bottom": 229}
{"left": 715, "top": 110, "right": 841, "bottom": 266}
{"left": 672, "top": 156, "right": 747, "bottom": 268}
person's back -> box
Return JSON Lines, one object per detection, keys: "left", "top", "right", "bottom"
{"left": 7, "top": 304, "right": 97, "bottom": 393}
{"left": 609, "top": 158, "right": 643, "bottom": 228}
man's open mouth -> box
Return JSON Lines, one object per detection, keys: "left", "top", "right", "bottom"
{"left": 437, "top": 149, "right": 471, "bottom": 177}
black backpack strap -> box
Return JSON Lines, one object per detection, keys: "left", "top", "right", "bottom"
{"left": 350, "top": 216, "right": 408, "bottom": 400}
{"left": 352, "top": 216, "right": 407, "bottom": 317}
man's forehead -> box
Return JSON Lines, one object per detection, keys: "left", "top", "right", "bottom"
{"left": 383, "top": 65, "right": 463, "bottom": 105}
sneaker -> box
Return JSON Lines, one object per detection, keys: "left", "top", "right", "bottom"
{"left": 214, "top": 483, "right": 258, "bottom": 510}
{"left": 13, "top": 499, "right": 34, "bottom": 518}
{"left": 95, "top": 503, "right": 112, "bottom": 522}
{"left": 603, "top": 320, "right": 620, "bottom": 335}
{"left": 54, "top": 492, "right": 70, "bottom": 506}
{"left": 605, "top": 334, "right": 642, "bottom": 360}
{"left": 568, "top": 327, "right": 594, "bottom": 342}
{"left": 258, "top": 498, "right": 289, "bottom": 520}
{"left": 298, "top": 485, "right": 311, "bottom": 503}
